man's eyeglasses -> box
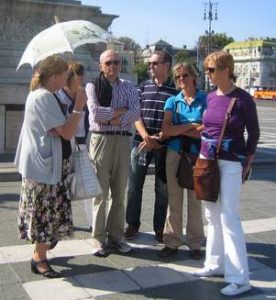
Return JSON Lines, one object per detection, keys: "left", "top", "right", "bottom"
{"left": 175, "top": 73, "right": 189, "bottom": 81}
{"left": 104, "top": 60, "right": 120, "bottom": 66}
{"left": 205, "top": 67, "right": 216, "bottom": 74}
{"left": 148, "top": 61, "right": 165, "bottom": 67}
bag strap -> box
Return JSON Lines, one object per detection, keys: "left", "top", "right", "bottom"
{"left": 216, "top": 97, "right": 236, "bottom": 155}
{"left": 74, "top": 138, "right": 81, "bottom": 151}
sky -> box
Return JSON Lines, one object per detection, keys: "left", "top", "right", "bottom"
{"left": 81, "top": 0, "right": 275, "bottom": 49}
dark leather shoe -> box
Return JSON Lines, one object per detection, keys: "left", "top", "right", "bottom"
{"left": 160, "top": 246, "right": 177, "bottom": 258}
{"left": 31, "top": 259, "right": 60, "bottom": 278}
{"left": 154, "top": 228, "right": 163, "bottom": 243}
{"left": 124, "top": 225, "right": 138, "bottom": 240}
{"left": 189, "top": 249, "right": 203, "bottom": 260}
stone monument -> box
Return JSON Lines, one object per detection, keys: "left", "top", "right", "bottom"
{"left": 0, "top": 0, "right": 118, "bottom": 153}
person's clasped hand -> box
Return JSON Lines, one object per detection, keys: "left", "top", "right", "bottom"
{"left": 138, "top": 135, "right": 163, "bottom": 152}
{"left": 75, "top": 86, "right": 87, "bottom": 110}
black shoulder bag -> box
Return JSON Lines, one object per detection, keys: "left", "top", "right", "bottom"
{"left": 175, "top": 101, "right": 199, "bottom": 190}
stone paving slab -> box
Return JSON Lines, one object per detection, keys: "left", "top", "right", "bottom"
{"left": 23, "top": 277, "right": 90, "bottom": 300}
{"left": 20, "top": 258, "right": 276, "bottom": 300}
{"left": 124, "top": 265, "right": 186, "bottom": 289}
{"left": 76, "top": 270, "right": 141, "bottom": 297}
{"left": 3, "top": 236, "right": 276, "bottom": 300}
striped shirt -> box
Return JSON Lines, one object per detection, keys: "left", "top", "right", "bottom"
{"left": 133, "top": 78, "right": 178, "bottom": 144}
{"left": 86, "top": 78, "right": 140, "bottom": 132}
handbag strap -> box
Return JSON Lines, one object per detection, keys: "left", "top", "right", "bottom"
{"left": 74, "top": 138, "right": 81, "bottom": 151}
{"left": 216, "top": 97, "right": 236, "bottom": 155}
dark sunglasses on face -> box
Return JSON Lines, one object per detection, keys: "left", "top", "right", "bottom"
{"left": 206, "top": 67, "right": 216, "bottom": 74}
{"left": 175, "top": 73, "right": 189, "bottom": 80}
{"left": 104, "top": 60, "right": 120, "bottom": 66}
{"left": 148, "top": 61, "right": 164, "bottom": 67}
{"left": 67, "top": 69, "right": 84, "bottom": 78}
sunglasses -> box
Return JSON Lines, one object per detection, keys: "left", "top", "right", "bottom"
{"left": 104, "top": 60, "right": 120, "bottom": 66}
{"left": 175, "top": 73, "right": 189, "bottom": 80}
{"left": 67, "top": 69, "right": 84, "bottom": 77}
{"left": 148, "top": 61, "right": 165, "bottom": 67}
{"left": 206, "top": 67, "right": 216, "bottom": 74}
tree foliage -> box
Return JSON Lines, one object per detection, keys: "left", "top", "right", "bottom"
{"left": 118, "top": 36, "right": 141, "bottom": 52}
{"left": 133, "top": 61, "right": 149, "bottom": 84}
{"left": 175, "top": 49, "right": 196, "bottom": 64}
{"left": 197, "top": 32, "right": 234, "bottom": 56}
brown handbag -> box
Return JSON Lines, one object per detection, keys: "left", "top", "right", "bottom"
{"left": 193, "top": 97, "right": 236, "bottom": 202}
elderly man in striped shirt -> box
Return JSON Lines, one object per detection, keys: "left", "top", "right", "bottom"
{"left": 86, "top": 49, "right": 140, "bottom": 257}
{"left": 125, "top": 50, "right": 178, "bottom": 242}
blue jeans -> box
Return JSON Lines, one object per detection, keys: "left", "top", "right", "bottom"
{"left": 126, "top": 146, "right": 168, "bottom": 231}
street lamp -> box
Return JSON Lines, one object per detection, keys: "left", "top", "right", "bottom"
{"left": 203, "top": 1, "right": 218, "bottom": 90}
{"left": 203, "top": 1, "right": 218, "bottom": 55}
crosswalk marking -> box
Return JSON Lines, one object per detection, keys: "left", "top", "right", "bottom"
{"left": 1, "top": 217, "right": 276, "bottom": 265}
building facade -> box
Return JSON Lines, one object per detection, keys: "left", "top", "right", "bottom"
{"left": 0, "top": 0, "right": 118, "bottom": 153}
{"left": 224, "top": 39, "right": 276, "bottom": 93}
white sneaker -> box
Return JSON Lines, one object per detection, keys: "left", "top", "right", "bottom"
{"left": 194, "top": 267, "right": 224, "bottom": 277}
{"left": 108, "top": 238, "right": 132, "bottom": 253}
{"left": 221, "top": 283, "right": 251, "bottom": 296}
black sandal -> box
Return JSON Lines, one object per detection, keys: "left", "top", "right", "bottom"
{"left": 48, "top": 240, "right": 58, "bottom": 250}
{"left": 31, "top": 259, "right": 60, "bottom": 278}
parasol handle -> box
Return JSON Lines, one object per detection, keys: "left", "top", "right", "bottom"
{"left": 53, "top": 16, "right": 81, "bottom": 89}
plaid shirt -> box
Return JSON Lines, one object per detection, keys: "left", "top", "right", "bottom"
{"left": 86, "top": 78, "right": 140, "bottom": 132}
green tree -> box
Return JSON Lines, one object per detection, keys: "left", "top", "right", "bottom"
{"left": 175, "top": 49, "right": 196, "bottom": 64}
{"left": 118, "top": 36, "right": 141, "bottom": 51}
{"left": 118, "top": 36, "right": 141, "bottom": 61}
{"left": 197, "top": 32, "right": 234, "bottom": 56}
{"left": 175, "top": 49, "right": 189, "bottom": 63}
{"left": 134, "top": 61, "right": 149, "bottom": 84}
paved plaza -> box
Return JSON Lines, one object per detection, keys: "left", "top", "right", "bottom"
{"left": 0, "top": 161, "right": 275, "bottom": 299}
{"left": 0, "top": 102, "right": 275, "bottom": 299}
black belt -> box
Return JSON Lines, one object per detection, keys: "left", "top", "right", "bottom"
{"left": 91, "top": 131, "right": 132, "bottom": 136}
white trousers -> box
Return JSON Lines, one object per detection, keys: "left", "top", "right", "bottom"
{"left": 203, "top": 159, "right": 249, "bottom": 285}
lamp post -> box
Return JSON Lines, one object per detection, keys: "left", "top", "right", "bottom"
{"left": 203, "top": 1, "right": 218, "bottom": 90}
{"left": 203, "top": 1, "right": 218, "bottom": 55}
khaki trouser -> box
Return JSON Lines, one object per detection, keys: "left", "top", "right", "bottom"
{"left": 89, "top": 134, "right": 130, "bottom": 248}
{"left": 163, "top": 150, "right": 205, "bottom": 250}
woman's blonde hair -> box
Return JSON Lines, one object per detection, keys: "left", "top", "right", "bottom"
{"left": 173, "top": 62, "right": 198, "bottom": 88}
{"left": 30, "top": 55, "right": 68, "bottom": 91}
{"left": 204, "top": 51, "right": 235, "bottom": 80}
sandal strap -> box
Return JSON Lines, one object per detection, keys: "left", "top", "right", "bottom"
{"left": 31, "top": 258, "right": 48, "bottom": 264}
{"left": 41, "top": 269, "right": 59, "bottom": 277}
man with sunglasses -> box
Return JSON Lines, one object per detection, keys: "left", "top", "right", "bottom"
{"left": 125, "top": 50, "right": 178, "bottom": 242}
{"left": 86, "top": 49, "right": 140, "bottom": 257}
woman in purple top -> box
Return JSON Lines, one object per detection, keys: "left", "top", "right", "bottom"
{"left": 194, "top": 51, "right": 260, "bottom": 297}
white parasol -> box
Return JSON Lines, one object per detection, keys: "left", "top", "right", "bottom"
{"left": 17, "top": 20, "right": 116, "bottom": 69}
